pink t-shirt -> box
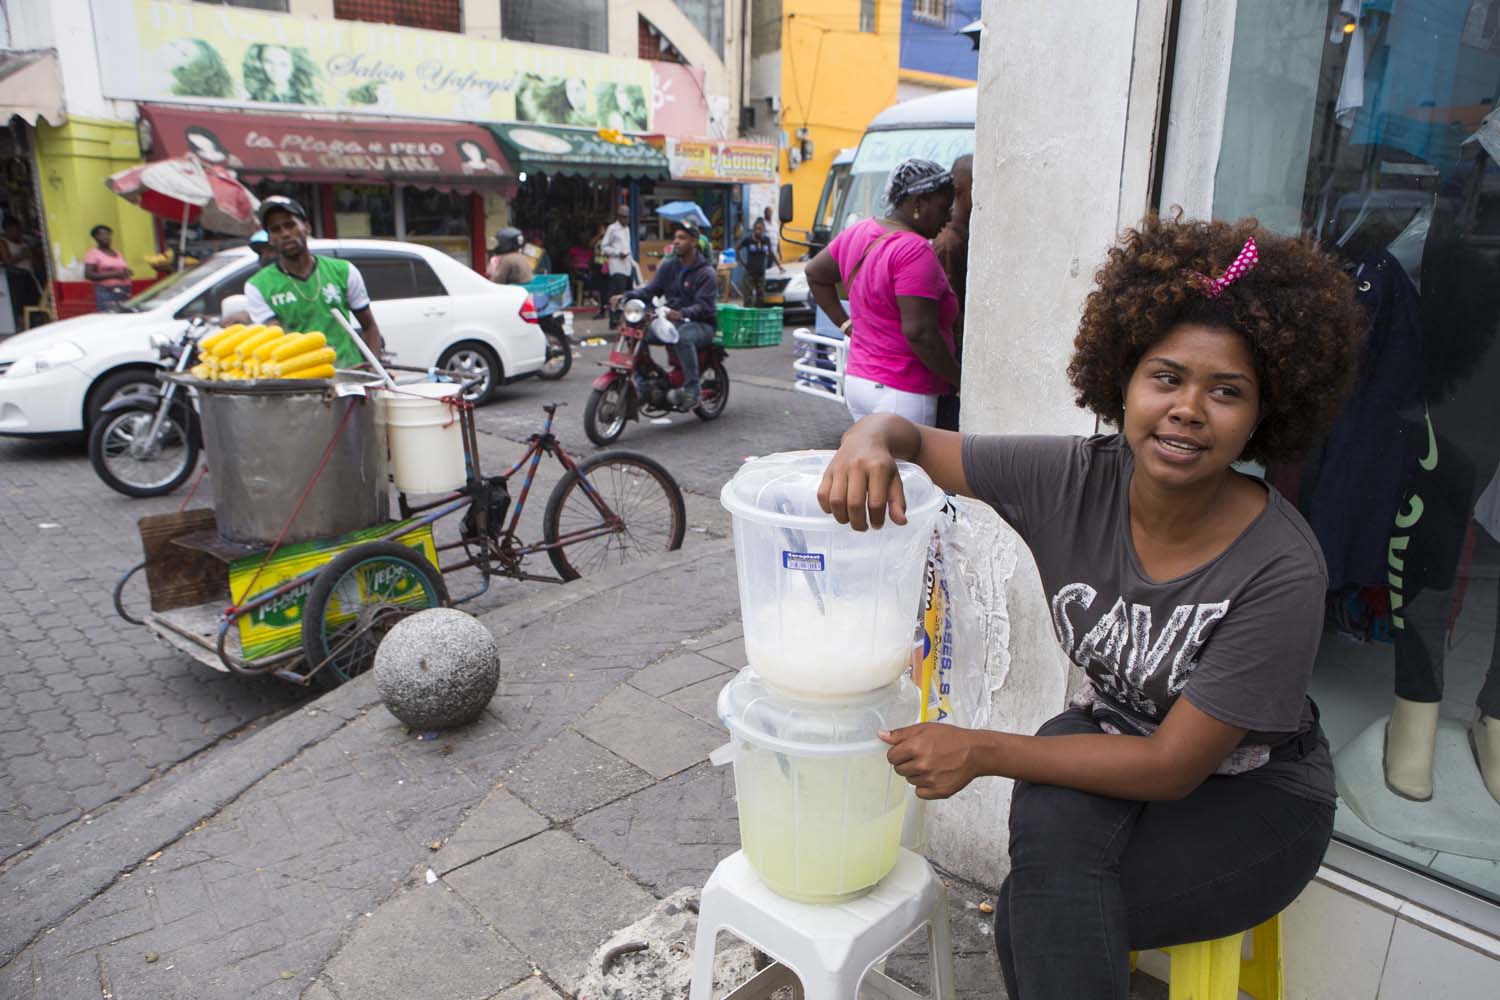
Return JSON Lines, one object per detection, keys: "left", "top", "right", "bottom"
{"left": 84, "top": 247, "right": 132, "bottom": 287}
{"left": 827, "top": 217, "right": 957, "bottom": 396}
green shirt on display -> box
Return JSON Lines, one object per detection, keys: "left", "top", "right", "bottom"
{"left": 244, "top": 256, "right": 372, "bottom": 369}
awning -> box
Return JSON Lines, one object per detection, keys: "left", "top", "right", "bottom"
{"left": 138, "top": 104, "right": 516, "bottom": 190}
{"left": 486, "top": 123, "right": 670, "bottom": 180}
{"left": 0, "top": 50, "right": 65, "bottom": 127}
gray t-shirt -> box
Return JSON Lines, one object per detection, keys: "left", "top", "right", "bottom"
{"left": 962, "top": 433, "right": 1335, "bottom": 803}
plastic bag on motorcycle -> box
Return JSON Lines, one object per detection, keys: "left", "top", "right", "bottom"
{"left": 649, "top": 295, "right": 679, "bottom": 343}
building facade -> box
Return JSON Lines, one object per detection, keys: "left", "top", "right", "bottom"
{"left": 0, "top": 0, "right": 770, "bottom": 320}
{"left": 948, "top": 0, "right": 1500, "bottom": 993}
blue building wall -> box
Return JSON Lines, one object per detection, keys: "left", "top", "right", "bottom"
{"left": 898, "top": 0, "right": 981, "bottom": 80}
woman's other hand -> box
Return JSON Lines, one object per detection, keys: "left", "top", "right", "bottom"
{"left": 818, "top": 416, "right": 910, "bottom": 531}
{"left": 881, "top": 723, "right": 984, "bottom": 799}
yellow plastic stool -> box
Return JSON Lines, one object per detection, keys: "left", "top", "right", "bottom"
{"left": 1131, "top": 914, "right": 1282, "bottom": 1000}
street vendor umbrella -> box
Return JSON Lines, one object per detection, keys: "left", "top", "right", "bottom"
{"left": 655, "top": 200, "right": 712, "bottom": 229}
{"left": 105, "top": 154, "right": 259, "bottom": 268}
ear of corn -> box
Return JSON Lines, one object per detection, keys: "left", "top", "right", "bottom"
{"left": 235, "top": 328, "right": 281, "bottom": 359}
{"left": 270, "top": 332, "right": 326, "bottom": 361}
{"left": 211, "top": 325, "right": 258, "bottom": 359}
{"left": 198, "top": 323, "right": 242, "bottom": 353}
{"left": 285, "top": 364, "right": 336, "bottom": 380}
{"left": 252, "top": 331, "right": 290, "bottom": 361}
{"left": 273, "top": 346, "right": 336, "bottom": 376}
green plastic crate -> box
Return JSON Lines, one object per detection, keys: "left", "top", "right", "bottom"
{"left": 715, "top": 304, "right": 783, "bottom": 348}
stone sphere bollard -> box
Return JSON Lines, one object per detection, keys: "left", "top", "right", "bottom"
{"left": 374, "top": 608, "right": 500, "bottom": 730}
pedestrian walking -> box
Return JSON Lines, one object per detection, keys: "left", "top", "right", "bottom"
{"left": 819, "top": 215, "right": 1364, "bottom": 1000}
{"left": 83, "top": 224, "right": 133, "bottom": 312}
{"left": 735, "top": 217, "right": 781, "bottom": 307}
{"left": 601, "top": 206, "right": 634, "bottom": 328}
{"left": 803, "top": 157, "right": 960, "bottom": 427}
{"left": 931, "top": 154, "right": 973, "bottom": 430}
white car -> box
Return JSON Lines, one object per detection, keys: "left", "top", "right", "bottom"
{"left": 0, "top": 239, "right": 548, "bottom": 436}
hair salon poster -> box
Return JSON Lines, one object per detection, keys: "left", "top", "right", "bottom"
{"left": 90, "top": 0, "right": 708, "bottom": 132}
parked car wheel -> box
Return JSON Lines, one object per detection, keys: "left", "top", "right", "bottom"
{"left": 85, "top": 368, "right": 162, "bottom": 432}
{"left": 437, "top": 342, "right": 500, "bottom": 403}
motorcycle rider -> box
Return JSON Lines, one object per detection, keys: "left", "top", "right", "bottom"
{"left": 611, "top": 221, "right": 716, "bottom": 408}
{"left": 487, "top": 227, "right": 534, "bottom": 285}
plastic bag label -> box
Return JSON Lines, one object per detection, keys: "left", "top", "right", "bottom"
{"left": 781, "top": 551, "right": 825, "bottom": 572}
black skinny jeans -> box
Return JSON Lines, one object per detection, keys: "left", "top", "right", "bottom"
{"left": 994, "top": 709, "right": 1334, "bottom": 1000}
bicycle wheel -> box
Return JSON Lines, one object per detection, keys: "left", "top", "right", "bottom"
{"left": 89, "top": 405, "right": 199, "bottom": 498}
{"left": 542, "top": 451, "right": 686, "bottom": 581}
{"left": 300, "top": 540, "right": 449, "bottom": 690}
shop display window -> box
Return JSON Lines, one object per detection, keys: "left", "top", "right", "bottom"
{"left": 332, "top": 185, "right": 395, "bottom": 239}
{"left": 1204, "top": 0, "right": 1500, "bottom": 905}
{"left": 401, "top": 187, "right": 470, "bottom": 264}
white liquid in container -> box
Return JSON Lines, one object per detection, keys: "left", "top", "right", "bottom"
{"left": 743, "top": 594, "right": 916, "bottom": 699}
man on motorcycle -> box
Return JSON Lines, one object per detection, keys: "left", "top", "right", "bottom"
{"left": 611, "top": 221, "right": 716, "bottom": 408}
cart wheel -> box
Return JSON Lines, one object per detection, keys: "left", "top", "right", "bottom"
{"left": 542, "top": 451, "right": 685, "bottom": 581}
{"left": 300, "top": 540, "right": 448, "bottom": 691}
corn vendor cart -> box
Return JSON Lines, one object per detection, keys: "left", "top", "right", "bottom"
{"left": 114, "top": 321, "right": 686, "bottom": 690}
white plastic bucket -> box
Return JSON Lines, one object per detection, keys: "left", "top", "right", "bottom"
{"left": 377, "top": 382, "right": 466, "bottom": 493}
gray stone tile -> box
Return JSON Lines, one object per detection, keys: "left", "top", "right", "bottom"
{"left": 446, "top": 831, "right": 655, "bottom": 994}
{"left": 488, "top": 977, "right": 566, "bottom": 999}
{"left": 574, "top": 764, "right": 740, "bottom": 895}
{"left": 322, "top": 884, "right": 528, "bottom": 1000}
{"left": 698, "top": 636, "right": 747, "bottom": 670}
{"left": 432, "top": 788, "right": 550, "bottom": 875}
{"left": 505, "top": 729, "right": 653, "bottom": 823}
{"left": 576, "top": 685, "right": 725, "bottom": 780}
{"left": 662, "top": 675, "right": 729, "bottom": 729}
{"left": 629, "top": 652, "right": 731, "bottom": 698}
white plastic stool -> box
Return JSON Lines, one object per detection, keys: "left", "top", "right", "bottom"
{"left": 689, "top": 849, "right": 955, "bottom": 1000}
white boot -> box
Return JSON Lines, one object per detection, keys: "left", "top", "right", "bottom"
{"left": 1472, "top": 712, "right": 1500, "bottom": 806}
{"left": 1384, "top": 697, "right": 1440, "bottom": 801}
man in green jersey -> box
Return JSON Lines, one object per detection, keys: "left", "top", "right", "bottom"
{"left": 244, "top": 196, "right": 384, "bottom": 366}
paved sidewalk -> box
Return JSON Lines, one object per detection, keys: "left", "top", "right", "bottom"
{"left": 0, "top": 532, "right": 1164, "bottom": 1000}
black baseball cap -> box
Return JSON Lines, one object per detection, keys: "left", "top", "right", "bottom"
{"left": 258, "top": 195, "right": 308, "bottom": 226}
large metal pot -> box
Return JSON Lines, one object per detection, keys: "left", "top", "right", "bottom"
{"left": 190, "top": 374, "right": 389, "bottom": 546}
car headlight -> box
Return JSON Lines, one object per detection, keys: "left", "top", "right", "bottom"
{"left": 784, "top": 273, "right": 809, "bottom": 297}
{"left": 4, "top": 341, "right": 85, "bottom": 378}
{"left": 622, "top": 298, "right": 647, "bottom": 324}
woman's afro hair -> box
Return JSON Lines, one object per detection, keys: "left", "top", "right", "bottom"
{"left": 1067, "top": 213, "right": 1365, "bottom": 464}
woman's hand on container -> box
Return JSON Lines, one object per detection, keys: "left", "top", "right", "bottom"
{"left": 880, "top": 723, "right": 981, "bottom": 799}
{"left": 818, "top": 418, "right": 908, "bottom": 531}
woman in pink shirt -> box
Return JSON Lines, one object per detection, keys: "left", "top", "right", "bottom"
{"left": 805, "top": 158, "right": 961, "bottom": 426}
{"left": 84, "top": 225, "right": 133, "bottom": 311}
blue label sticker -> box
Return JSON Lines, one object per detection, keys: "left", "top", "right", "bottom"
{"left": 781, "top": 551, "right": 825, "bottom": 572}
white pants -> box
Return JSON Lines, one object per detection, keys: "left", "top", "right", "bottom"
{"left": 845, "top": 374, "right": 939, "bottom": 427}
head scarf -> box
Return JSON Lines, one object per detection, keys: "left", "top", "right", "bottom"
{"left": 884, "top": 158, "right": 953, "bottom": 211}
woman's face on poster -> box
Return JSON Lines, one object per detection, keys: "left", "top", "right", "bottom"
{"left": 261, "top": 46, "right": 294, "bottom": 88}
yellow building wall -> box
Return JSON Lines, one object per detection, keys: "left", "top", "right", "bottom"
{"left": 779, "top": 0, "right": 901, "bottom": 234}
{"left": 34, "top": 118, "right": 155, "bottom": 281}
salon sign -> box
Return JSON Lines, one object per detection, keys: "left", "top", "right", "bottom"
{"left": 90, "top": 0, "right": 702, "bottom": 131}
{"left": 657, "top": 138, "right": 779, "bottom": 184}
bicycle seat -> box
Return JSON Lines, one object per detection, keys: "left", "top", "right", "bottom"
{"left": 543, "top": 402, "right": 567, "bottom": 414}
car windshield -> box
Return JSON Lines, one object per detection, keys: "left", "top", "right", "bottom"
{"left": 833, "top": 127, "right": 975, "bottom": 238}
{"left": 116, "top": 254, "right": 246, "bottom": 312}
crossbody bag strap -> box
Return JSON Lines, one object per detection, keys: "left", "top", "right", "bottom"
{"left": 835, "top": 229, "right": 898, "bottom": 301}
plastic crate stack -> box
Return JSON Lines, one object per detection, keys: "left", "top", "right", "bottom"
{"left": 716, "top": 304, "right": 783, "bottom": 348}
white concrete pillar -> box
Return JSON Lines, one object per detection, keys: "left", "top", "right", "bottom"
{"left": 925, "top": 0, "right": 1175, "bottom": 888}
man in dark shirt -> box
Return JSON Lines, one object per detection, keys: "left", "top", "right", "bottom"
{"left": 735, "top": 217, "right": 781, "bottom": 307}
{"left": 931, "top": 154, "right": 972, "bottom": 431}
{"left": 612, "top": 222, "right": 717, "bottom": 407}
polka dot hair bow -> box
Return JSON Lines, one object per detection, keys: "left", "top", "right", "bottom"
{"left": 1190, "top": 237, "right": 1258, "bottom": 299}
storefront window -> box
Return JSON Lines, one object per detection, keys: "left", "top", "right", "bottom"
{"left": 1209, "top": 0, "right": 1500, "bottom": 905}
{"left": 331, "top": 185, "right": 395, "bottom": 239}
{"left": 401, "top": 187, "right": 471, "bottom": 264}
{"left": 501, "top": 0, "right": 607, "bottom": 53}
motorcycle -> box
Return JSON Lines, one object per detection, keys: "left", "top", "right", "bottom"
{"left": 583, "top": 297, "right": 729, "bottom": 446}
{"left": 529, "top": 290, "right": 573, "bottom": 381}
{"left": 88, "top": 318, "right": 205, "bottom": 498}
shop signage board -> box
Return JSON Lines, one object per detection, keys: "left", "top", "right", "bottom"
{"left": 654, "top": 138, "right": 779, "bottom": 184}
{"left": 91, "top": 0, "right": 705, "bottom": 132}
{"left": 228, "top": 520, "right": 439, "bottom": 660}
{"left": 139, "top": 104, "right": 513, "bottom": 186}
{"left": 487, "top": 123, "right": 670, "bottom": 180}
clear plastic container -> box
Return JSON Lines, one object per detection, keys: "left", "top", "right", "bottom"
{"left": 715, "top": 668, "right": 919, "bottom": 903}
{"left": 719, "top": 450, "right": 943, "bottom": 699}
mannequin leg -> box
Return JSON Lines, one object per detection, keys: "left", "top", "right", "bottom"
{"left": 1388, "top": 586, "right": 1448, "bottom": 800}
{"left": 1472, "top": 580, "right": 1500, "bottom": 804}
